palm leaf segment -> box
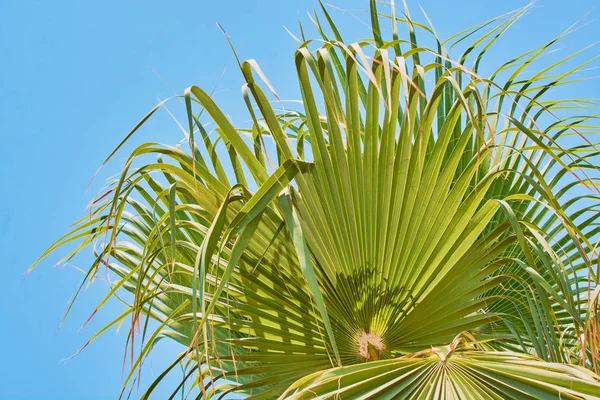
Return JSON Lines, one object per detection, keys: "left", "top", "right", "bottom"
{"left": 32, "top": 1, "right": 600, "bottom": 398}
{"left": 282, "top": 339, "right": 600, "bottom": 399}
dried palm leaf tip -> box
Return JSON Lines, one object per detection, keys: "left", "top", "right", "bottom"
{"left": 358, "top": 331, "right": 385, "bottom": 361}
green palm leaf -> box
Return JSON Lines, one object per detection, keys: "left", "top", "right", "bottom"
{"left": 32, "top": 1, "right": 600, "bottom": 398}
{"left": 281, "top": 339, "right": 600, "bottom": 399}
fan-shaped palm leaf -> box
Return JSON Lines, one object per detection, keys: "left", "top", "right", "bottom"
{"left": 32, "top": 1, "right": 600, "bottom": 398}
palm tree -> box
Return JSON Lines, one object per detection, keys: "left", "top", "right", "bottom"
{"left": 32, "top": 1, "right": 600, "bottom": 398}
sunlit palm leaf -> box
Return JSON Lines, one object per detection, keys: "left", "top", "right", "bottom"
{"left": 282, "top": 346, "right": 600, "bottom": 399}
{"left": 31, "top": 0, "right": 600, "bottom": 398}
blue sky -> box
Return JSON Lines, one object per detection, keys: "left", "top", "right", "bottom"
{"left": 1, "top": 0, "right": 598, "bottom": 398}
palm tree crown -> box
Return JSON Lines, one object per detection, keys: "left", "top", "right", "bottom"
{"left": 33, "top": 1, "right": 600, "bottom": 398}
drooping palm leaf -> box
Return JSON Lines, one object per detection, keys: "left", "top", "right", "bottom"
{"left": 32, "top": 1, "right": 600, "bottom": 398}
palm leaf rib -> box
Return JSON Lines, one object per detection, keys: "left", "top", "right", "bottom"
{"left": 32, "top": 1, "right": 600, "bottom": 398}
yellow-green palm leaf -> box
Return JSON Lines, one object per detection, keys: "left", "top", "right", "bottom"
{"left": 32, "top": 1, "right": 600, "bottom": 398}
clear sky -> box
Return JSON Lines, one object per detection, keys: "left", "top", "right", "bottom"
{"left": 1, "top": 0, "right": 598, "bottom": 398}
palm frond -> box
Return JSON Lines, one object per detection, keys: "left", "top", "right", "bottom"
{"left": 32, "top": 1, "right": 600, "bottom": 398}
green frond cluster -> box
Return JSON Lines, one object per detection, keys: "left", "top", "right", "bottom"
{"left": 33, "top": 0, "right": 600, "bottom": 398}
